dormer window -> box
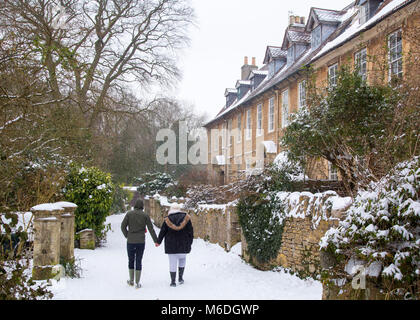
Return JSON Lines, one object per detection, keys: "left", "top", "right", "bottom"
{"left": 264, "top": 46, "right": 287, "bottom": 78}
{"left": 287, "top": 45, "right": 295, "bottom": 65}
{"left": 357, "top": 0, "right": 382, "bottom": 25}
{"left": 306, "top": 8, "right": 342, "bottom": 49}
{"left": 268, "top": 62, "right": 275, "bottom": 77}
{"left": 359, "top": 1, "right": 369, "bottom": 24}
{"left": 311, "top": 25, "right": 322, "bottom": 49}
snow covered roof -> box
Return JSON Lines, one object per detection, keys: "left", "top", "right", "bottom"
{"left": 282, "top": 26, "right": 311, "bottom": 49}
{"left": 262, "top": 141, "right": 277, "bottom": 154}
{"left": 205, "top": 0, "right": 414, "bottom": 128}
{"left": 235, "top": 80, "right": 251, "bottom": 88}
{"left": 263, "top": 46, "right": 287, "bottom": 64}
{"left": 313, "top": 8, "right": 343, "bottom": 24}
{"left": 224, "top": 88, "right": 237, "bottom": 96}
{"left": 313, "top": 0, "right": 412, "bottom": 60}
{"left": 249, "top": 69, "right": 268, "bottom": 79}
{"left": 214, "top": 155, "right": 226, "bottom": 166}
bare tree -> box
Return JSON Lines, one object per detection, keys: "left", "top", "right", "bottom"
{"left": 0, "top": 0, "right": 194, "bottom": 128}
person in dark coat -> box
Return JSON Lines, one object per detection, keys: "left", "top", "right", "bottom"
{"left": 156, "top": 203, "right": 194, "bottom": 287}
{"left": 121, "top": 199, "right": 158, "bottom": 288}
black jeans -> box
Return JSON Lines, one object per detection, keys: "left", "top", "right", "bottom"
{"left": 127, "top": 243, "right": 145, "bottom": 271}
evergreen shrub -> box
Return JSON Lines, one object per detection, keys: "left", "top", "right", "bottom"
{"left": 64, "top": 163, "right": 115, "bottom": 241}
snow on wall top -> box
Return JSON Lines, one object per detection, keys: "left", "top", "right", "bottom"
{"left": 31, "top": 201, "right": 78, "bottom": 211}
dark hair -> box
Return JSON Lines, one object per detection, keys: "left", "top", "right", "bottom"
{"left": 134, "top": 199, "right": 144, "bottom": 210}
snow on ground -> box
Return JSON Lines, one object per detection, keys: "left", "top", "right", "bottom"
{"left": 51, "top": 213, "right": 322, "bottom": 300}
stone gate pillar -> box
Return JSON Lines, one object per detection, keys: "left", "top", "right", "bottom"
{"left": 55, "top": 202, "right": 77, "bottom": 262}
{"left": 31, "top": 204, "right": 63, "bottom": 280}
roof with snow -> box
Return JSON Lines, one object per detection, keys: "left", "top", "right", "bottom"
{"left": 249, "top": 69, "right": 269, "bottom": 78}
{"left": 263, "top": 46, "right": 287, "bottom": 64}
{"left": 205, "top": 0, "right": 415, "bottom": 128}
{"left": 313, "top": 8, "right": 343, "bottom": 23}
{"left": 282, "top": 26, "right": 311, "bottom": 49}
{"left": 235, "top": 80, "right": 251, "bottom": 88}
{"left": 224, "top": 88, "right": 237, "bottom": 96}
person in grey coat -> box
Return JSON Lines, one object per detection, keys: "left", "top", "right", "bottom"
{"left": 121, "top": 199, "right": 158, "bottom": 288}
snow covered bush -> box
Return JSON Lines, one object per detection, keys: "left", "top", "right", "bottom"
{"left": 1, "top": 212, "right": 52, "bottom": 300}
{"left": 135, "top": 172, "right": 175, "bottom": 196}
{"left": 64, "top": 164, "right": 115, "bottom": 242}
{"left": 320, "top": 156, "right": 420, "bottom": 299}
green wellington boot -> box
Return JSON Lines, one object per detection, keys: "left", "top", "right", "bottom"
{"left": 135, "top": 270, "right": 142, "bottom": 289}
{"left": 127, "top": 269, "right": 134, "bottom": 286}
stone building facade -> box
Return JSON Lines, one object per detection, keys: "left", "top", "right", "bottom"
{"left": 204, "top": 0, "right": 420, "bottom": 185}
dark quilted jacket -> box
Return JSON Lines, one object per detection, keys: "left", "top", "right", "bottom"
{"left": 157, "top": 212, "right": 194, "bottom": 254}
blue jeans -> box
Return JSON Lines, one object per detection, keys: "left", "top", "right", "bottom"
{"left": 127, "top": 243, "right": 145, "bottom": 271}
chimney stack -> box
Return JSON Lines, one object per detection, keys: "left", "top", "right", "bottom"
{"left": 241, "top": 56, "right": 258, "bottom": 80}
{"left": 289, "top": 15, "right": 306, "bottom": 26}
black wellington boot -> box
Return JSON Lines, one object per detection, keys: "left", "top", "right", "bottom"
{"left": 170, "top": 272, "right": 177, "bottom": 287}
{"left": 178, "top": 267, "right": 185, "bottom": 284}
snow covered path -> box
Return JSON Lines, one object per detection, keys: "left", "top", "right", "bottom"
{"left": 51, "top": 213, "right": 322, "bottom": 300}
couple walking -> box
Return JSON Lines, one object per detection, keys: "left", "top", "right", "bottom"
{"left": 121, "top": 199, "right": 193, "bottom": 288}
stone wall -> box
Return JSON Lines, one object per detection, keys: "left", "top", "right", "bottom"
{"left": 241, "top": 191, "right": 351, "bottom": 274}
{"left": 144, "top": 195, "right": 241, "bottom": 251}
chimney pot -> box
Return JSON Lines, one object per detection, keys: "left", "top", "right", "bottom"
{"left": 289, "top": 15, "right": 295, "bottom": 25}
{"left": 252, "top": 57, "right": 256, "bottom": 66}
{"left": 301, "top": 16, "right": 305, "bottom": 24}
{"left": 244, "top": 56, "right": 249, "bottom": 65}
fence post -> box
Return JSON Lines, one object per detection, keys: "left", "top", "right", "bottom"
{"left": 55, "top": 202, "right": 77, "bottom": 262}
{"left": 31, "top": 204, "right": 62, "bottom": 280}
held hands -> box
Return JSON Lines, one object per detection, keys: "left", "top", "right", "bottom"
{"left": 155, "top": 243, "right": 160, "bottom": 247}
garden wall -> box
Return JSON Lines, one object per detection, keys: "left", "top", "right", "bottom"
{"left": 241, "top": 191, "right": 352, "bottom": 275}
{"left": 144, "top": 195, "right": 241, "bottom": 251}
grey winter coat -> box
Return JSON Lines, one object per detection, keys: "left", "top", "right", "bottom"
{"left": 121, "top": 200, "right": 158, "bottom": 244}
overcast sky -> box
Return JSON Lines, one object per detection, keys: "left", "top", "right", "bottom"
{"left": 171, "top": 0, "right": 354, "bottom": 121}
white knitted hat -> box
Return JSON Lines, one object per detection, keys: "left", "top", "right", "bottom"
{"left": 168, "top": 203, "right": 183, "bottom": 215}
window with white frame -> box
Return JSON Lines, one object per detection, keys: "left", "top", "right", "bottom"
{"left": 212, "top": 128, "right": 218, "bottom": 152}
{"left": 227, "top": 119, "right": 233, "bottom": 146}
{"left": 355, "top": 48, "right": 367, "bottom": 81}
{"left": 268, "top": 97, "right": 275, "bottom": 132}
{"left": 245, "top": 158, "right": 251, "bottom": 175}
{"left": 221, "top": 123, "right": 226, "bottom": 148}
{"left": 237, "top": 114, "right": 242, "bottom": 143}
{"left": 281, "top": 89, "right": 289, "bottom": 128}
{"left": 246, "top": 109, "right": 252, "bottom": 140}
{"left": 328, "top": 63, "right": 338, "bottom": 88}
{"left": 298, "top": 80, "right": 306, "bottom": 109}
{"left": 329, "top": 162, "right": 338, "bottom": 181}
{"left": 257, "top": 104, "right": 262, "bottom": 136}
{"left": 388, "top": 29, "right": 403, "bottom": 80}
